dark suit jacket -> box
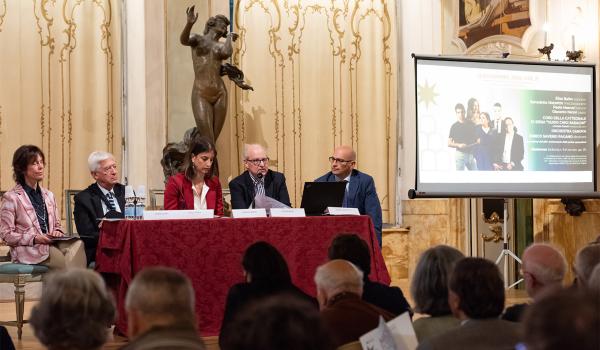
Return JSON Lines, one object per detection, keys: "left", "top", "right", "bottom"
{"left": 320, "top": 292, "right": 394, "bottom": 348}
{"left": 219, "top": 282, "right": 317, "bottom": 347}
{"left": 363, "top": 279, "right": 412, "bottom": 317}
{"left": 74, "top": 183, "right": 125, "bottom": 264}
{"left": 416, "top": 318, "right": 523, "bottom": 350}
{"left": 228, "top": 170, "right": 291, "bottom": 209}
{"left": 315, "top": 169, "right": 383, "bottom": 244}
{"left": 494, "top": 133, "right": 524, "bottom": 170}
{"left": 502, "top": 303, "right": 528, "bottom": 322}
{"left": 164, "top": 173, "right": 224, "bottom": 216}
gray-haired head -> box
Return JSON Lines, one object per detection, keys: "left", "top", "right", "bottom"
{"left": 125, "top": 266, "right": 196, "bottom": 327}
{"left": 243, "top": 144, "right": 268, "bottom": 160}
{"left": 30, "top": 268, "right": 115, "bottom": 350}
{"left": 574, "top": 243, "right": 600, "bottom": 287}
{"left": 314, "top": 259, "right": 364, "bottom": 297}
{"left": 522, "top": 243, "right": 566, "bottom": 297}
{"left": 88, "top": 151, "right": 115, "bottom": 172}
{"left": 410, "top": 245, "right": 465, "bottom": 316}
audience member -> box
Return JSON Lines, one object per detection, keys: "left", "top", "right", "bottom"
{"left": 588, "top": 264, "right": 600, "bottom": 292}
{"left": 573, "top": 242, "right": 600, "bottom": 287}
{"left": 229, "top": 144, "right": 291, "bottom": 209}
{"left": 315, "top": 145, "right": 383, "bottom": 245}
{"left": 0, "top": 326, "right": 15, "bottom": 350}
{"left": 417, "top": 257, "right": 522, "bottom": 350}
{"left": 522, "top": 288, "right": 600, "bottom": 350}
{"left": 0, "top": 145, "right": 85, "bottom": 268}
{"left": 328, "top": 233, "right": 411, "bottom": 316}
{"left": 220, "top": 294, "right": 334, "bottom": 350}
{"left": 30, "top": 268, "right": 115, "bottom": 350}
{"left": 164, "top": 136, "right": 223, "bottom": 216}
{"left": 219, "top": 241, "right": 316, "bottom": 347}
{"left": 74, "top": 151, "right": 125, "bottom": 265}
{"left": 502, "top": 243, "right": 566, "bottom": 322}
{"left": 315, "top": 259, "right": 393, "bottom": 348}
{"left": 122, "top": 267, "right": 206, "bottom": 350}
{"left": 410, "top": 245, "right": 464, "bottom": 342}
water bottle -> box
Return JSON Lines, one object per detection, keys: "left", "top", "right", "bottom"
{"left": 136, "top": 185, "right": 146, "bottom": 220}
{"left": 124, "top": 186, "right": 136, "bottom": 219}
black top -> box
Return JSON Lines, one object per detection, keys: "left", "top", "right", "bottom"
{"left": 449, "top": 121, "right": 478, "bottom": 152}
{"left": 22, "top": 182, "right": 48, "bottom": 233}
{"left": 501, "top": 303, "right": 528, "bottom": 322}
{"left": 363, "top": 279, "right": 413, "bottom": 317}
{"left": 228, "top": 170, "right": 291, "bottom": 209}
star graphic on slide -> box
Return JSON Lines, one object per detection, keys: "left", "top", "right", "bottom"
{"left": 418, "top": 80, "right": 438, "bottom": 109}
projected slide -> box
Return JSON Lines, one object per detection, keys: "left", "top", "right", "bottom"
{"left": 414, "top": 56, "right": 595, "bottom": 196}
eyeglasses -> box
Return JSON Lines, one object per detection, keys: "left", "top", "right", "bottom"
{"left": 328, "top": 157, "right": 354, "bottom": 164}
{"left": 97, "top": 164, "right": 117, "bottom": 174}
{"left": 245, "top": 158, "right": 269, "bottom": 166}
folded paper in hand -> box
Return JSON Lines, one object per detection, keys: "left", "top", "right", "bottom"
{"left": 359, "top": 312, "right": 418, "bottom": 350}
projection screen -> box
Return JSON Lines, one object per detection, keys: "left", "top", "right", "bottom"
{"left": 411, "top": 55, "right": 597, "bottom": 198}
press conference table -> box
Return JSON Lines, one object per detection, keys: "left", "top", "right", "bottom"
{"left": 95, "top": 215, "right": 390, "bottom": 336}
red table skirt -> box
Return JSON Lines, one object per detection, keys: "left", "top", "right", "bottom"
{"left": 96, "top": 215, "right": 390, "bottom": 336}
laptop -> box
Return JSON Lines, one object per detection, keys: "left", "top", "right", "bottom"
{"left": 300, "top": 182, "right": 347, "bottom": 216}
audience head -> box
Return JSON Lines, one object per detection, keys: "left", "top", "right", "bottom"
{"left": 448, "top": 257, "right": 504, "bottom": 320}
{"left": 521, "top": 243, "right": 566, "bottom": 298}
{"left": 410, "top": 245, "right": 464, "bottom": 316}
{"left": 30, "top": 268, "right": 115, "bottom": 350}
{"left": 314, "top": 259, "right": 363, "bottom": 309}
{"left": 12, "top": 144, "right": 45, "bottom": 186}
{"left": 327, "top": 233, "right": 371, "bottom": 280}
{"left": 574, "top": 242, "right": 600, "bottom": 287}
{"left": 125, "top": 267, "right": 196, "bottom": 339}
{"left": 588, "top": 264, "right": 600, "bottom": 292}
{"left": 87, "top": 151, "right": 118, "bottom": 190}
{"left": 220, "top": 294, "right": 334, "bottom": 350}
{"left": 243, "top": 144, "right": 269, "bottom": 178}
{"left": 242, "top": 241, "right": 291, "bottom": 286}
{"left": 184, "top": 136, "right": 217, "bottom": 180}
{"left": 329, "top": 145, "right": 356, "bottom": 179}
{"left": 523, "top": 288, "right": 600, "bottom": 350}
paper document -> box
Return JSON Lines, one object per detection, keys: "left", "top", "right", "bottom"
{"left": 254, "top": 195, "right": 291, "bottom": 211}
{"left": 359, "top": 312, "right": 418, "bottom": 350}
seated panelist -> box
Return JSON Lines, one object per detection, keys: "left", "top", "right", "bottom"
{"left": 164, "top": 137, "right": 224, "bottom": 216}
{"left": 229, "top": 144, "right": 291, "bottom": 209}
{"left": 0, "top": 145, "right": 85, "bottom": 268}
{"left": 74, "top": 151, "right": 125, "bottom": 265}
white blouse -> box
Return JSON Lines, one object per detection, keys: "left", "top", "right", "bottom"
{"left": 192, "top": 183, "right": 209, "bottom": 210}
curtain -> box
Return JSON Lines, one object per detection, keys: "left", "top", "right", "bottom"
{"left": 230, "top": 0, "right": 398, "bottom": 223}
{"left": 0, "top": 0, "right": 121, "bottom": 220}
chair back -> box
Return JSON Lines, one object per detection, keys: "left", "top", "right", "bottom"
{"left": 148, "top": 189, "right": 165, "bottom": 210}
{"left": 337, "top": 341, "right": 363, "bottom": 350}
{"left": 64, "top": 189, "right": 81, "bottom": 236}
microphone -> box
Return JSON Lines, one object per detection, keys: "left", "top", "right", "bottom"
{"left": 257, "top": 172, "right": 263, "bottom": 179}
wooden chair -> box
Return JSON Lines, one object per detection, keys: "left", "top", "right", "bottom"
{"left": 0, "top": 191, "right": 49, "bottom": 340}
{"left": 337, "top": 340, "right": 363, "bottom": 350}
{"left": 64, "top": 189, "right": 81, "bottom": 236}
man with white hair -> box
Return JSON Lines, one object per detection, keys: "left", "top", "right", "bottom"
{"left": 502, "top": 243, "right": 567, "bottom": 322}
{"left": 315, "top": 259, "right": 393, "bottom": 348}
{"left": 74, "top": 151, "right": 125, "bottom": 264}
{"left": 229, "top": 144, "right": 291, "bottom": 209}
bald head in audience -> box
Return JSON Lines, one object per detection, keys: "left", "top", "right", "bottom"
{"left": 314, "top": 259, "right": 364, "bottom": 309}
{"left": 574, "top": 243, "right": 600, "bottom": 287}
{"left": 521, "top": 243, "right": 566, "bottom": 299}
{"left": 125, "top": 267, "right": 197, "bottom": 338}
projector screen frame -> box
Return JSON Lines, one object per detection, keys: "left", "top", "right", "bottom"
{"left": 410, "top": 54, "right": 598, "bottom": 199}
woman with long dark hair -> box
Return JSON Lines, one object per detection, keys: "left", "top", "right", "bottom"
{"left": 164, "top": 136, "right": 223, "bottom": 216}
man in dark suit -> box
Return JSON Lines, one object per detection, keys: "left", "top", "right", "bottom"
{"left": 315, "top": 259, "right": 394, "bottom": 348}
{"left": 74, "top": 151, "right": 125, "bottom": 265}
{"left": 315, "top": 145, "right": 383, "bottom": 245}
{"left": 229, "top": 144, "right": 291, "bottom": 209}
{"left": 417, "top": 258, "right": 522, "bottom": 350}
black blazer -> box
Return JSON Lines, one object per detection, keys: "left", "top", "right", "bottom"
{"left": 228, "top": 170, "right": 291, "bottom": 209}
{"left": 494, "top": 133, "right": 524, "bottom": 170}
{"left": 73, "top": 183, "right": 125, "bottom": 263}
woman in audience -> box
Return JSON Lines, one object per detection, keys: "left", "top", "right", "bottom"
{"left": 410, "top": 245, "right": 465, "bottom": 342}
{"left": 219, "top": 241, "right": 317, "bottom": 347}
{"left": 164, "top": 136, "right": 224, "bottom": 216}
{"left": 30, "top": 268, "right": 115, "bottom": 350}
{"left": 0, "top": 145, "right": 86, "bottom": 268}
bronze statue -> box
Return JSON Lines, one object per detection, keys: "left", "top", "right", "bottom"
{"left": 538, "top": 43, "right": 554, "bottom": 61}
{"left": 566, "top": 50, "right": 583, "bottom": 62}
{"left": 180, "top": 6, "right": 252, "bottom": 144}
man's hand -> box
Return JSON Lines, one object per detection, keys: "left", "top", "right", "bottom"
{"left": 457, "top": 143, "right": 466, "bottom": 149}
{"left": 493, "top": 163, "right": 503, "bottom": 170}
{"left": 506, "top": 163, "right": 513, "bottom": 170}
{"left": 34, "top": 234, "right": 52, "bottom": 245}
{"left": 186, "top": 5, "right": 198, "bottom": 25}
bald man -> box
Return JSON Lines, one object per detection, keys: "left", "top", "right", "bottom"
{"left": 229, "top": 144, "right": 291, "bottom": 209}
{"left": 316, "top": 145, "right": 383, "bottom": 245}
{"left": 502, "top": 243, "right": 566, "bottom": 322}
{"left": 315, "top": 260, "right": 393, "bottom": 348}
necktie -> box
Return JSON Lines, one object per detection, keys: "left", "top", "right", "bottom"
{"left": 254, "top": 180, "right": 265, "bottom": 197}
{"left": 106, "top": 192, "right": 116, "bottom": 212}
{"left": 339, "top": 180, "right": 349, "bottom": 207}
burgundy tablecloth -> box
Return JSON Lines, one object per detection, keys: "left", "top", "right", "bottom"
{"left": 96, "top": 215, "right": 390, "bottom": 337}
